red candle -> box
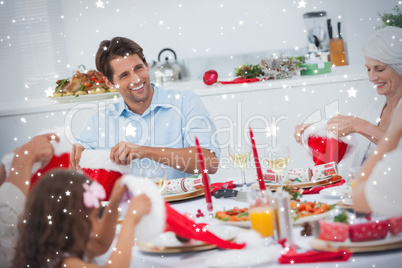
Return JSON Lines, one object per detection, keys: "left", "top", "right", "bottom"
{"left": 195, "top": 137, "right": 213, "bottom": 211}
{"left": 249, "top": 127, "right": 266, "bottom": 190}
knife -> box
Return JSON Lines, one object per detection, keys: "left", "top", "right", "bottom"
{"left": 337, "top": 22, "right": 342, "bottom": 39}
{"left": 213, "top": 189, "right": 249, "bottom": 202}
{"left": 327, "top": 19, "right": 333, "bottom": 40}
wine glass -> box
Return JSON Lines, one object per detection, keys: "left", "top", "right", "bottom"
{"left": 228, "top": 142, "right": 252, "bottom": 191}
{"left": 266, "top": 145, "right": 290, "bottom": 191}
{"left": 139, "top": 164, "right": 167, "bottom": 193}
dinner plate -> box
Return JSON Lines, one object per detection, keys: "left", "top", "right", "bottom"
{"left": 137, "top": 225, "right": 243, "bottom": 254}
{"left": 163, "top": 188, "right": 205, "bottom": 202}
{"left": 48, "top": 92, "right": 120, "bottom": 102}
{"left": 250, "top": 175, "right": 342, "bottom": 191}
{"left": 319, "top": 185, "right": 345, "bottom": 198}
{"left": 310, "top": 233, "right": 402, "bottom": 253}
{"left": 205, "top": 248, "right": 277, "bottom": 268}
{"left": 292, "top": 209, "right": 336, "bottom": 225}
{"left": 213, "top": 219, "right": 250, "bottom": 228}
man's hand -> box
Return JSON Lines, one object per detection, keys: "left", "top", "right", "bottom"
{"left": 70, "top": 144, "right": 85, "bottom": 170}
{"left": 110, "top": 141, "right": 142, "bottom": 165}
{"left": 294, "top": 123, "right": 311, "bottom": 144}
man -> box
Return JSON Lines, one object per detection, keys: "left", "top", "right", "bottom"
{"left": 70, "top": 37, "right": 220, "bottom": 179}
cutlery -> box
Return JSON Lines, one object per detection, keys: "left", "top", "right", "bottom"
{"left": 213, "top": 189, "right": 248, "bottom": 202}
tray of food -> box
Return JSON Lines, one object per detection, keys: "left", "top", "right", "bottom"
{"left": 48, "top": 68, "right": 120, "bottom": 102}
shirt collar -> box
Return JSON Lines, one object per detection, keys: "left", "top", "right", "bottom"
{"left": 115, "top": 83, "right": 174, "bottom": 117}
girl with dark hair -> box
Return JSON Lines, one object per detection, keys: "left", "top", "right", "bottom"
{"left": 12, "top": 169, "right": 151, "bottom": 268}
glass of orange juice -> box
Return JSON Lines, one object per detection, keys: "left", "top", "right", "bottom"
{"left": 343, "top": 166, "right": 361, "bottom": 199}
{"left": 248, "top": 190, "right": 276, "bottom": 241}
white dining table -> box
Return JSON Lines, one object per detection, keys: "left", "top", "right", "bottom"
{"left": 95, "top": 185, "right": 402, "bottom": 268}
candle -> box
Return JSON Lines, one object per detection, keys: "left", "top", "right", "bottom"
{"left": 249, "top": 127, "right": 266, "bottom": 190}
{"left": 195, "top": 136, "right": 213, "bottom": 212}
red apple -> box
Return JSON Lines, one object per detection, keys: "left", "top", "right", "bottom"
{"left": 203, "top": 70, "right": 218, "bottom": 85}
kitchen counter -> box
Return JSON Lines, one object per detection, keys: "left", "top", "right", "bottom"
{"left": 0, "top": 64, "right": 375, "bottom": 172}
{"left": 0, "top": 65, "right": 367, "bottom": 117}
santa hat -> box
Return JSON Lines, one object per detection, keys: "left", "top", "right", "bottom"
{"left": 301, "top": 120, "right": 350, "bottom": 166}
{"left": 79, "top": 150, "right": 131, "bottom": 200}
{"left": 120, "top": 175, "right": 247, "bottom": 249}
{"left": 1, "top": 126, "right": 72, "bottom": 190}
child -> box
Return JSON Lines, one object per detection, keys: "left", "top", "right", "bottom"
{"left": 12, "top": 169, "right": 151, "bottom": 268}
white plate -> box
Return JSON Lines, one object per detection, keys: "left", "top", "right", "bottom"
{"left": 48, "top": 92, "right": 120, "bottom": 102}
{"left": 213, "top": 219, "right": 251, "bottom": 228}
{"left": 320, "top": 185, "right": 345, "bottom": 198}
{"left": 163, "top": 189, "right": 198, "bottom": 198}
{"left": 293, "top": 209, "right": 336, "bottom": 225}
{"left": 205, "top": 248, "right": 276, "bottom": 268}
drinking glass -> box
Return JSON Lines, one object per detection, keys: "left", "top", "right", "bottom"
{"left": 140, "top": 165, "right": 167, "bottom": 193}
{"left": 266, "top": 145, "right": 290, "bottom": 191}
{"left": 248, "top": 190, "right": 276, "bottom": 244}
{"left": 228, "top": 142, "right": 252, "bottom": 191}
{"left": 343, "top": 166, "right": 361, "bottom": 199}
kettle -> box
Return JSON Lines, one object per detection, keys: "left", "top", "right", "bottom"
{"left": 154, "top": 48, "right": 182, "bottom": 85}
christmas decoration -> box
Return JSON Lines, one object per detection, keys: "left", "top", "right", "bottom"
{"left": 235, "top": 64, "right": 263, "bottom": 79}
{"left": 259, "top": 55, "right": 304, "bottom": 80}
{"left": 203, "top": 69, "right": 218, "bottom": 85}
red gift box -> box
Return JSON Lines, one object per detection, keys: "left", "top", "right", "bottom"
{"left": 318, "top": 220, "right": 349, "bottom": 242}
{"left": 349, "top": 220, "right": 389, "bottom": 242}
{"left": 388, "top": 216, "right": 402, "bottom": 236}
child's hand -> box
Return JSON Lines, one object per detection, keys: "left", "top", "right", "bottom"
{"left": 126, "top": 194, "right": 152, "bottom": 224}
{"left": 108, "top": 178, "right": 128, "bottom": 208}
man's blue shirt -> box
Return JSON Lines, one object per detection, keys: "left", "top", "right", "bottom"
{"left": 74, "top": 84, "right": 220, "bottom": 179}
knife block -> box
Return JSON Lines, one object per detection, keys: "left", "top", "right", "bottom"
{"left": 329, "top": 38, "right": 347, "bottom": 66}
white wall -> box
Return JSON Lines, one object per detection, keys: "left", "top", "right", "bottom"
{"left": 0, "top": 0, "right": 398, "bottom": 103}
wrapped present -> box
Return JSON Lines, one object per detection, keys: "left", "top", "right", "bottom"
{"left": 162, "top": 175, "right": 205, "bottom": 195}
{"left": 388, "top": 216, "right": 402, "bottom": 236}
{"left": 349, "top": 220, "right": 389, "bottom": 242}
{"left": 263, "top": 168, "right": 312, "bottom": 183}
{"left": 318, "top": 220, "right": 349, "bottom": 242}
{"left": 311, "top": 162, "right": 338, "bottom": 180}
{"left": 79, "top": 149, "right": 131, "bottom": 200}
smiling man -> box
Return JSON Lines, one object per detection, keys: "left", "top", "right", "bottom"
{"left": 70, "top": 37, "right": 220, "bottom": 179}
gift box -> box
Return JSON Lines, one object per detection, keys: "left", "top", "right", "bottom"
{"left": 318, "top": 220, "right": 349, "bottom": 242}
{"left": 388, "top": 216, "right": 402, "bottom": 236}
{"left": 349, "top": 220, "right": 389, "bottom": 242}
{"left": 300, "top": 62, "right": 331, "bottom": 75}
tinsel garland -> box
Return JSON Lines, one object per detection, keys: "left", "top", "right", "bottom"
{"left": 259, "top": 55, "right": 305, "bottom": 80}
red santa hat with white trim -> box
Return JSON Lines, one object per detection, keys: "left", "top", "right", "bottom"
{"left": 301, "top": 120, "right": 351, "bottom": 166}
{"left": 1, "top": 126, "right": 72, "bottom": 190}
{"left": 119, "top": 174, "right": 256, "bottom": 249}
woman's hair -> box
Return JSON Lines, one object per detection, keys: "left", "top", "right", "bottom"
{"left": 95, "top": 36, "right": 147, "bottom": 84}
{"left": 362, "top": 26, "right": 402, "bottom": 75}
{"left": 12, "top": 169, "right": 94, "bottom": 268}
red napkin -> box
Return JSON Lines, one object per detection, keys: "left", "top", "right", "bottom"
{"left": 82, "top": 168, "right": 122, "bottom": 200}
{"left": 164, "top": 203, "right": 245, "bottom": 249}
{"left": 210, "top": 181, "right": 235, "bottom": 194}
{"left": 219, "top": 77, "right": 260, "bottom": 84}
{"left": 308, "top": 137, "right": 348, "bottom": 165}
{"left": 301, "top": 179, "right": 345, "bottom": 195}
{"left": 30, "top": 153, "right": 70, "bottom": 191}
{"left": 278, "top": 247, "right": 352, "bottom": 264}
